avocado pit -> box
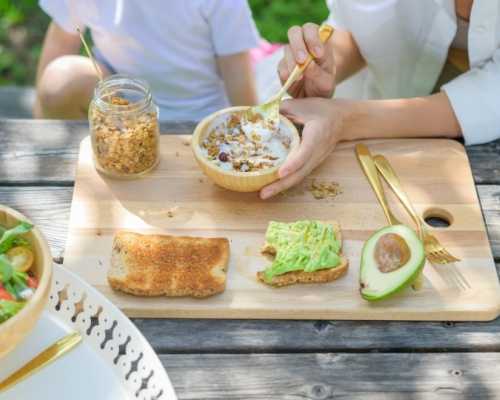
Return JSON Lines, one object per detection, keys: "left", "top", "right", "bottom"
{"left": 374, "top": 233, "right": 411, "bottom": 273}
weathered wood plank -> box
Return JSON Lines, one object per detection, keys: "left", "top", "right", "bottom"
{"left": 136, "top": 318, "right": 500, "bottom": 353}
{"left": 161, "top": 353, "right": 500, "bottom": 400}
{"left": 477, "top": 185, "right": 500, "bottom": 259}
{"left": 0, "top": 119, "right": 498, "bottom": 184}
{"left": 0, "top": 119, "right": 196, "bottom": 184}
{"left": 0, "top": 186, "right": 72, "bottom": 259}
{"left": 467, "top": 141, "right": 500, "bottom": 184}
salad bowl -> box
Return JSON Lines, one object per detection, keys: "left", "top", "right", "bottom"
{"left": 192, "top": 106, "right": 300, "bottom": 192}
{"left": 0, "top": 205, "right": 52, "bottom": 358}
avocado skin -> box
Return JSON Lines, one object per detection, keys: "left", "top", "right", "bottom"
{"left": 359, "top": 225, "right": 426, "bottom": 302}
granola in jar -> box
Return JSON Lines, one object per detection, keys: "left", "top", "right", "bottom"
{"left": 200, "top": 111, "right": 291, "bottom": 173}
{"left": 89, "top": 75, "right": 159, "bottom": 178}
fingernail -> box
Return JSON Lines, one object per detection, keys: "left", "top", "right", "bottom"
{"left": 261, "top": 189, "right": 272, "bottom": 200}
{"left": 297, "top": 50, "right": 307, "bottom": 63}
{"left": 279, "top": 168, "right": 289, "bottom": 178}
{"left": 313, "top": 46, "right": 323, "bottom": 58}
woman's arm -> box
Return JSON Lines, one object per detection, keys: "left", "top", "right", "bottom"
{"left": 217, "top": 51, "right": 257, "bottom": 106}
{"left": 260, "top": 92, "right": 461, "bottom": 199}
{"left": 34, "top": 22, "right": 81, "bottom": 116}
{"left": 343, "top": 92, "right": 462, "bottom": 140}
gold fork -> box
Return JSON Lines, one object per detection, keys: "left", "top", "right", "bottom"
{"left": 373, "top": 155, "right": 470, "bottom": 290}
{"left": 355, "top": 143, "right": 424, "bottom": 290}
{"left": 0, "top": 331, "right": 82, "bottom": 392}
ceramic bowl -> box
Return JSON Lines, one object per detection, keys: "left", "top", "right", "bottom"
{"left": 192, "top": 106, "right": 300, "bottom": 192}
{"left": 0, "top": 205, "right": 52, "bottom": 358}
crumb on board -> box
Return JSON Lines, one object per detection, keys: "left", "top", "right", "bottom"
{"left": 175, "top": 151, "right": 180, "bottom": 157}
{"left": 309, "top": 180, "right": 343, "bottom": 200}
{"left": 198, "top": 178, "right": 204, "bottom": 183}
{"left": 138, "top": 206, "right": 179, "bottom": 218}
{"left": 182, "top": 137, "right": 191, "bottom": 146}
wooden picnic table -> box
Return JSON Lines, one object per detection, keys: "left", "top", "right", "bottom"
{"left": 1, "top": 118, "right": 499, "bottom": 399}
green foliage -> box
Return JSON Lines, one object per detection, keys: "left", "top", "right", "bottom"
{"left": 0, "top": 0, "right": 329, "bottom": 85}
{"left": 0, "top": 0, "right": 49, "bottom": 85}
{"left": 249, "top": 0, "right": 329, "bottom": 43}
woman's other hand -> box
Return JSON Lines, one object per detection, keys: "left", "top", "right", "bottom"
{"left": 260, "top": 98, "right": 348, "bottom": 199}
{"left": 278, "top": 23, "right": 336, "bottom": 98}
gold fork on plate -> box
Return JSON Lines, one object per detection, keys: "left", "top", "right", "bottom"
{"left": 0, "top": 331, "right": 82, "bottom": 392}
{"left": 373, "top": 154, "right": 470, "bottom": 290}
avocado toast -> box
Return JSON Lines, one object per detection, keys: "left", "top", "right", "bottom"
{"left": 257, "top": 220, "right": 349, "bottom": 287}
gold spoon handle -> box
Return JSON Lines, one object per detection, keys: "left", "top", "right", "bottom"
{"left": 77, "top": 28, "right": 103, "bottom": 81}
{"left": 355, "top": 144, "right": 399, "bottom": 226}
{"left": 0, "top": 332, "right": 82, "bottom": 392}
{"left": 275, "top": 24, "right": 334, "bottom": 100}
{"left": 373, "top": 155, "right": 424, "bottom": 236}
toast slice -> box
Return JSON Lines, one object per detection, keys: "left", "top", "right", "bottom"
{"left": 257, "top": 221, "right": 349, "bottom": 288}
{"left": 108, "top": 231, "right": 230, "bottom": 298}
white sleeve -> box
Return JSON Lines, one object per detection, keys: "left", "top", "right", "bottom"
{"left": 202, "top": 0, "right": 260, "bottom": 56}
{"left": 441, "top": 49, "right": 500, "bottom": 145}
{"left": 39, "top": 0, "right": 84, "bottom": 33}
{"left": 325, "top": 0, "right": 347, "bottom": 30}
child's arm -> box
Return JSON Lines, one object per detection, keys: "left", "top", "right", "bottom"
{"left": 217, "top": 51, "right": 257, "bottom": 106}
{"left": 34, "top": 22, "right": 81, "bottom": 116}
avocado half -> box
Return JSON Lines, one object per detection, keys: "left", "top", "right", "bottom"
{"left": 360, "top": 224, "right": 425, "bottom": 301}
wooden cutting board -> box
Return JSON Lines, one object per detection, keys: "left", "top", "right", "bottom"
{"left": 63, "top": 136, "right": 500, "bottom": 321}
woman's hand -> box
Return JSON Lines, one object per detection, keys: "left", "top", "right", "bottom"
{"left": 278, "top": 23, "right": 336, "bottom": 98}
{"left": 260, "top": 98, "right": 347, "bottom": 199}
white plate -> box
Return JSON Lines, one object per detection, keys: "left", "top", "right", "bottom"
{"left": 0, "top": 265, "right": 177, "bottom": 400}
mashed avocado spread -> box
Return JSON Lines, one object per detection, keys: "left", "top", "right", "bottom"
{"left": 263, "top": 220, "right": 341, "bottom": 283}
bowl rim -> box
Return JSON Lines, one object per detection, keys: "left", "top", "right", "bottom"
{"left": 0, "top": 204, "right": 52, "bottom": 333}
{"left": 192, "top": 105, "right": 300, "bottom": 178}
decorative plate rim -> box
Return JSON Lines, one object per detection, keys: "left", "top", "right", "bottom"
{"left": 45, "top": 264, "right": 177, "bottom": 400}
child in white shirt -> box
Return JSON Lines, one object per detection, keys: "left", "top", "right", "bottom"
{"left": 35, "top": 0, "right": 260, "bottom": 121}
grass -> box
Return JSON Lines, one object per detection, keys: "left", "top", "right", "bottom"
{"left": 0, "top": 0, "right": 328, "bottom": 86}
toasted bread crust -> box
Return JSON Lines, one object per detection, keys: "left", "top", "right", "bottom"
{"left": 108, "top": 231, "right": 230, "bottom": 298}
{"left": 257, "top": 221, "right": 348, "bottom": 287}
{"left": 257, "top": 257, "right": 349, "bottom": 287}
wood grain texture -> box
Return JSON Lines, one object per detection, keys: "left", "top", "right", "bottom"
{"left": 0, "top": 119, "right": 498, "bottom": 184}
{"left": 161, "top": 353, "right": 500, "bottom": 400}
{"left": 0, "top": 187, "right": 72, "bottom": 259}
{"left": 135, "top": 317, "right": 500, "bottom": 352}
{"left": 63, "top": 137, "right": 500, "bottom": 321}
{"left": 0, "top": 185, "right": 498, "bottom": 262}
{"left": 0, "top": 119, "right": 195, "bottom": 184}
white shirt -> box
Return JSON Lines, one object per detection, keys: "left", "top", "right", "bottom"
{"left": 327, "top": 0, "right": 500, "bottom": 145}
{"left": 40, "top": 0, "right": 260, "bottom": 121}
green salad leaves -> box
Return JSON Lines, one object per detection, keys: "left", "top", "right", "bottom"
{"left": 0, "top": 300, "right": 25, "bottom": 323}
{"left": 0, "top": 222, "right": 33, "bottom": 254}
{"left": 0, "top": 221, "right": 34, "bottom": 324}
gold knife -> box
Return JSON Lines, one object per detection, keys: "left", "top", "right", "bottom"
{"left": 0, "top": 331, "right": 82, "bottom": 392}
{"left": 354, "top": 143, "right": 400, "bottom": 226}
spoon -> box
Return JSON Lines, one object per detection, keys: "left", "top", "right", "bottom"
{"left": 77, "top": 28, "right": 103, "bottom": 81}
{"left": 247, "top": 24, "right": 335, "bottom": 127}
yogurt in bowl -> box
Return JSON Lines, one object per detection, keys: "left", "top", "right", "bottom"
{"left": 192, "top": 106, "right": 300, "bottom": 192}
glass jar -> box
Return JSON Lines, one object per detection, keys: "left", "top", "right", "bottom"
{"left": 89, "top": 75, "right": 160, "bottom": 178}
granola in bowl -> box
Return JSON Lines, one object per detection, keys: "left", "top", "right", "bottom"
{"left": 200, "top": 111, "right": 292, "bottom": 173}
